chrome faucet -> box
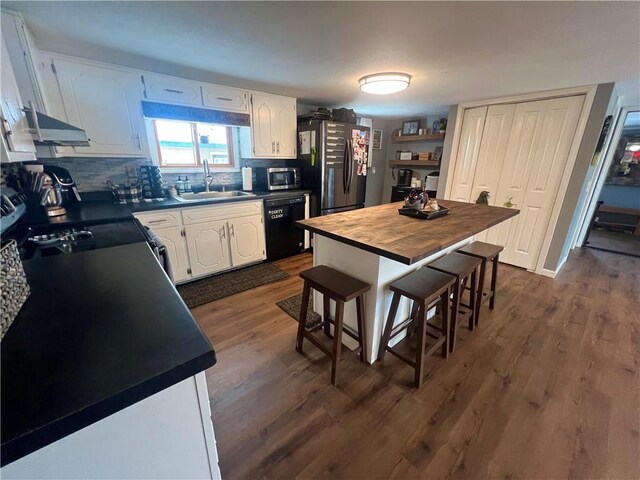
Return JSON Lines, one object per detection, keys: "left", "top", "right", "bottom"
{"left": 203, "top": 159, "right": 214, "bottom": 192}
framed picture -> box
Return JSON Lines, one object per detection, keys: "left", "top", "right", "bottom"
{"left": 402, "top": 120, "right": 420, "bottom": 136}
{"left": 372, "top": 129, "right": 383, "bottom": 150}
{"left": 432, "top": 146, "right": 443, "bottom": 163}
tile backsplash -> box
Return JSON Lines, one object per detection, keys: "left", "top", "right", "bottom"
{"left": 37, "top": 157, "right": 243, "bottom": 192}
{"left": 1, "top": 156, "right": 302, "bottom": 195}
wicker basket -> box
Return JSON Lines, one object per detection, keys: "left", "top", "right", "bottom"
{"left": 1, "top": 240, "right": 30, "bottom": 340}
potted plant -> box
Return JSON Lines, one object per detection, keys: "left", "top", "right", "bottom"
{"left": 438, "top": 118, "right": 447, "bottom": 134}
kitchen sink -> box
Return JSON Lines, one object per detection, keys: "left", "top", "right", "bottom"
{"left": 174, "top": 191, "right": 255, "bottom": 202}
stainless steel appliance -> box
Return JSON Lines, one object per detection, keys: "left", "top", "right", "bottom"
{"left": 397, "top": 168, "right": 413, "bottom": 187}
{"left": 298, "top": 120, "right": 370, "bottom": 216}
{"left": 264, "top": 196, "right": 306, "bottom": 260}
{"left": 38, "top": 166, "right": 82, "bottom": 217}
{"left": 254, "top": 167, "right": 301, "bottom": 191}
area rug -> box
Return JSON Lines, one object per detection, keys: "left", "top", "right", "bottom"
{"left": 276, "top": 293, "right": 322, "bottom": 329}
{"left": 177, "top": 263, "right": 290, "bottom": 308}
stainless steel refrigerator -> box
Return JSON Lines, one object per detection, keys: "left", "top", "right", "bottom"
{"left": 298, "top": 120, "right": 370, "bottom": 216}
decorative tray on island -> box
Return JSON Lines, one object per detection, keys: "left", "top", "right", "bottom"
{"left": 398, "top": 206, "right": 450, "bottom": 220}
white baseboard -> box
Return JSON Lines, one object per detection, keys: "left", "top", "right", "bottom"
{"left": 538, "top": 254, "right": 569, "bottom": 279}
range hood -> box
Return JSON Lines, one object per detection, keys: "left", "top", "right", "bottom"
{"left": 24, "top": 102, "right": 90, "bottom": 147}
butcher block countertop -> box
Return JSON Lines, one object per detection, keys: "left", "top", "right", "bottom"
{"left": 297, "top": 200, "right": 519, "bottom": 265}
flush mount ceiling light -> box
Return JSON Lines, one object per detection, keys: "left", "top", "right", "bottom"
{"left": 359, "top": 72, "right": 411, "bottom": 95}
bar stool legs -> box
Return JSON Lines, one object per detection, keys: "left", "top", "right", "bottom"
{"left": 490, "top": 253, "right": 499, "bottom": 310}
{"left": 295, "top": 265, "right": 370, "bottom": 386}
{"left": 377, "top": 268, "right": 455, "bottom": 388}
{"left": 295, "top": 281, "right": 311, "bottom": 354}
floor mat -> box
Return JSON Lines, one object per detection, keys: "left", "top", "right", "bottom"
{"left": 276, "top": 293, "right": 322, "bottom": 329}
{"left": 178, "top": 263, "right": 290, "bottom": 308}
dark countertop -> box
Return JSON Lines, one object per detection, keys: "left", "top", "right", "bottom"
{"left": 0, "top": 242, "right": 216, "bottom": 467}
{"left": 128, "top": 189, "right": 311, "bottom": 213}
{"left": 297, "top": 200, "right": 519, "bottom": 265}
{"left": 21, "top": 201, "right": 133, "bottom": 228}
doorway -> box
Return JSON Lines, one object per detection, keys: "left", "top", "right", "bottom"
{"left": 582, "top": 109, "right": 640, "bottom": 257}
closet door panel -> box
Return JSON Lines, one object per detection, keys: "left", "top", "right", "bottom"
{"left": 492, "top": 100, "right": 547, "bottom": 250}
{"left": 448, "top": 106, "right": 487, "bottom": 202}
{"left": 503, "top": 95, "right": 584, "bottom": 269}
{"left": 470, "top": 104, "right": 516, "bottom": 204}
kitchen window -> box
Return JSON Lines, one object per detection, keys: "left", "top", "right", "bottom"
{"left": 153, "top": 119, "right": 234, "bottom": 168}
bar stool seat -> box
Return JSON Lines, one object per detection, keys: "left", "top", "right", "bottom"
{"left": 427, "top": 252, "right": 482, "bottom": 352}
{"left": 378, "top": 268, "right": 456, "bottom": 388}
{"left": 296, "top": 265, "right": 370, "bottom": 386}
{"left": 457, "top": 241, "right": 503, "bottom": 320}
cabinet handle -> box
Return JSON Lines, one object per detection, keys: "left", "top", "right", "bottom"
{"left": 220, "top": 226, "right": 226, "bottom": 239}
{"left": 272, "top": 141, "right": 275, "bottom": 153}
{"left": 1, "top": 117, "right": 12, "bottom": 137}
{"left": 148, "top": 219, "right": 168, "bottom": 224}
{"left": 135, "top": 133, "right": 141, "bottom": 149}
{"left": 140, "top": 75, "right": 147, "bottom": 98}
{"left": 277, "top": 141, "right": 280, "bottom": 153}
{"left": 216, "top": 97, "right": 233, "bottom": 102}
{"left": 230, "top": 224, "right": 235, "bottom": 237}
{"left": 164, "top": 88, "right": 184, "bottom": 94}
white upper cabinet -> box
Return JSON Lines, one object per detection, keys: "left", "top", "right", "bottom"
{"left": 43, "top": 55, "right": 146, "bottom": 157}
{"left": 141, "top": 73, "right": 202, "bottom": 106}
{"left": 202, "top": 84, "right": 248, "bottom": 113}
{"left": 244, "top": 93, "right": 297, "bottom": 159}
{"left": 1, "top": 38, "right": 36, "bottom": 162}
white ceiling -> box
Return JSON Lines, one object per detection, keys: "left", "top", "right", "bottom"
{"left": 5, "top": 1, "right": 640, "bottom": 117}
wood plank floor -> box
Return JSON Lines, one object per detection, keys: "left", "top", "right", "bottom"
{"left": 192, "top": 248, "right": 640, "bottom": 479}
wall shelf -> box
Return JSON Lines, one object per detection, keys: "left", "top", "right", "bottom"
{"left": 389, "top": 160, "right": 440, "bottom": 168}
{"left": 392, "top": 133, "right": 444, "bottom": 143}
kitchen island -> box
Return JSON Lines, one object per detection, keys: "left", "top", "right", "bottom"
{"left": 297, "top": 200, "right": 519, "bottom": 363}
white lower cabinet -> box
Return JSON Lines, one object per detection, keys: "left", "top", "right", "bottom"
{"left": 185, "top": 220, "right": 232, "bottom": 278}
{"left": 228, "top": 214, "right": 266, "bottom": 267}
{"left": 135, "top": 201, "right": 266, "bottom": 284}
{"left": 153, "top": 225, "right": 191, "bottom": 283}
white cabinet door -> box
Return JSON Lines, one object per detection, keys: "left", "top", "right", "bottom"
{"left": 51, "top": 57, "right": 145, "bottom": 156}
{"left": 202, "top": 84, "right": 248, "bottom": 113}
{"left": 228, "top": 214, "right": 265, "bottom": 267}
{"left": 141, "top": 73, "right": 202, "bottom": 106}
{"left": 448, "top": 107, "right": 487, "bottom": 202}
{"left": 498, "top": 95, "right": 584, "bottom": 270}
{"left": 0, "top": 39, "right": 36, "bottom": 161}
{"left": 185, "top": 220, "right": 232, "bottom": 277}
{"left": 273, "top": 96, "right": 296, "bottom": 158}
{"left": 249, "top": 93, "right": 297, "bottom": 158}
{"left": 153, "top": 226, "right": 191, "bottom": 283}
{"left": 251, "top": 93, "right": 278, "bottom": 157}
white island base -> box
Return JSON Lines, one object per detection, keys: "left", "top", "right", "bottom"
{"left": 312, "top": 235, "right": 474, "bottom": 364}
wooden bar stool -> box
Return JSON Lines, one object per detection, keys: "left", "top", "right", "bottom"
{"left": 296, "top": 265, "right": 370, "bottom": 386}
{"left": 457, "top": 241, "right": 503, "bottom": 323}
{"left": 427, "top": 252, "right": 483, "bottom": 353}
{"left": 377, "top": 268, "right": 456, "bottom": 388}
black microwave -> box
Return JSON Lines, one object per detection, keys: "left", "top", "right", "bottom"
{"left": 254, "top": 167, "right": 301, "bottom": 191}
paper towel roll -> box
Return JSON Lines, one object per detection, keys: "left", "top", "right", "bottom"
{"left": 242, "top": 167, "right": 253, "bottom": 191}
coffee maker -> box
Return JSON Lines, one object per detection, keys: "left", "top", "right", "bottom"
{"left": 397, "top": 168, "right": 413, "bottom": 187}
{"left": 41, "top": 166, "right": 81, "bottom": 216}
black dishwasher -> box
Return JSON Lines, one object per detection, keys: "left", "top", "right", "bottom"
{"left": 264, "top": 196, "right": 306, "bottom": 260}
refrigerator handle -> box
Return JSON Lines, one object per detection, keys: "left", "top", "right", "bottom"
{"left": 346, "top": 138, "right": 354, "bottom": 194}
{"left": 342, "top": 139, "right": 348, "bottom": 194}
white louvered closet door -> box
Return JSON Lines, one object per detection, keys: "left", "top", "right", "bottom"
{"left": 448, "top": 106, "right": 487, "bottom": 202}
{"left": 497, "top": 95, "right": 584, "bottom": 269}
{"left": 470, "top": 104, "right": 516, "bottom": 242}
